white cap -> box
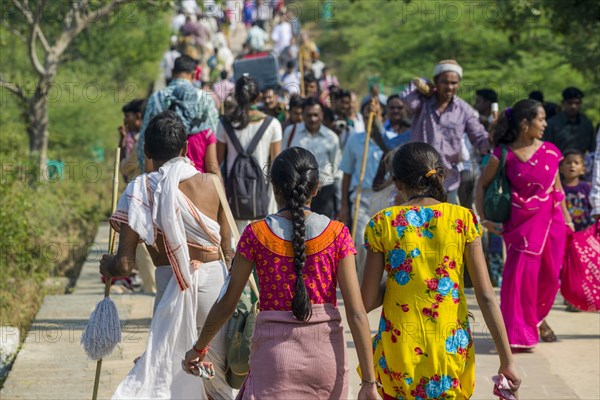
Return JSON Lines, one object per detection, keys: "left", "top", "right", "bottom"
{"left": 433, "top": 61, "right": 463, "bottom": 79}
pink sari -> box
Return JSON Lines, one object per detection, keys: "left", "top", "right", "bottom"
{"left": 494, "top": 142, "right": 566, "bottom": 348}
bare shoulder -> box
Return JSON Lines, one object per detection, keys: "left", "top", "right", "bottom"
{"left": 179, "top": 173, "right": 220, "bottom": 218}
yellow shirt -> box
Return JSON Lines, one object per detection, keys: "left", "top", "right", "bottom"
{"left": 364, "top": 203, "right": 481, "bottom": 399}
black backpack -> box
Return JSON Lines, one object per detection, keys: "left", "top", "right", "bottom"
{"left": 222, "top": 116, "right": 273, "bottom": 220}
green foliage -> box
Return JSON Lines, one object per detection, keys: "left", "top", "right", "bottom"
{"left": 0, "top": 5, "right": 170, "bottom": 330}
{"left": 316, "top": 0, "right": 599, "bottom": 123}
{"left": 494, "top": 0, "right": 600, "bottom": 83}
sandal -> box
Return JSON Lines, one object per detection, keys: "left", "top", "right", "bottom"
{"left": 511, "top": 347, "right": 534, "bottom": 354}
{"left": 565, "top": 302, "right": 581, "bottom": 313}
{"left": 539, "top": 321, "right": 557, "bottom": 342}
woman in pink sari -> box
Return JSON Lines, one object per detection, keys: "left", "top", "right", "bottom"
{"left": 476, "top": 99, "right": 574, "bottom": 350}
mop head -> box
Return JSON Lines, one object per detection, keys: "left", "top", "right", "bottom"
{"left": 81, "top": 297, "right": 121, "bottom": 360}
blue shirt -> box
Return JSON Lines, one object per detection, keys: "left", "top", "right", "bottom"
{"left": 383, "top": 120, "right": 411, "bottom": 149}
{"left": 339, "top": 132, "right": 384, "bottom": 192}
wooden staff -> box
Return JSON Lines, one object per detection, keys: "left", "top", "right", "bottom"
{"left": 351, "top": 105, "right": 376, "bottom": 239}
{"left": 92, "top": 147, "right": 120, "bottom": 400}
{"left": 299, "top": 50, "right": 305, "bottom": 97}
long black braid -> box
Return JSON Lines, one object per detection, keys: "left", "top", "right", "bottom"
{"left": 270, "top": 147, "right": 319, "bottom": 321}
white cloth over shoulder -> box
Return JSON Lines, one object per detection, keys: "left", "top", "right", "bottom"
{"left": 110, "top": 157, "right": 221, "bottom": 291}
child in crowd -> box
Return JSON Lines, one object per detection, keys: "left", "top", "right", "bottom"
{"left": 184, "top": 147, "right": 380, "bottom": 400}
{"left": 560, "top": 149, "right": 593, "bottom": 312}
{"left": 560, "top": 149, "right": 594, "bottom": 231}
{"left": 361, "top": 142, "right": 520, "bottom": 399}
{"left": 119, "top": 99, "right": 145, "bottom": 182}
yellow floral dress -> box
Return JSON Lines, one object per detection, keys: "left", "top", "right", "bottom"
{"left": 364, "top": 203, "right": 482, "bottom": 400}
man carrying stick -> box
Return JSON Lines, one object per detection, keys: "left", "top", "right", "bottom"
{"left": 339, "top": 98, "right": 391, "bottom": 282}
{"left": 100, "top": 111, "right": 234, "bottom": 399}
{"left": 400, "top": 59, "right": 489, "bottom": 204}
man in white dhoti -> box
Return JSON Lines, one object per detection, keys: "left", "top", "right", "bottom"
{"left": 100, "top": 110, "right": 234, "bottom": 399}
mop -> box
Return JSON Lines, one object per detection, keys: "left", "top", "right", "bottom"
{"left": 81, "top": 148, "right": 122, "bottom": 400}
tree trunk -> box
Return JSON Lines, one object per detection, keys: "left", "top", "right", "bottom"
{"left": 28, "top": 51, "right": 60, "bottom": 176}
{"left": 26, "top": 78, "right": 50, "bottom": 174}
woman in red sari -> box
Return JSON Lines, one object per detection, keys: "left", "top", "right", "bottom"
{"left": 476, "top": 99, "right": 573, "bottom": 350}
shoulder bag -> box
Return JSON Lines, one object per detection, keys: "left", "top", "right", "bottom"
{"left": 209, "top": 174, "right": 259, "bottom": 389}
{"left": 483, "top": 145, "right": 511, "bottom": 223}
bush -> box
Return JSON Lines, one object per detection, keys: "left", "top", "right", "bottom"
{"left": 0, "top": 7, "right": 169, "bottom": 335}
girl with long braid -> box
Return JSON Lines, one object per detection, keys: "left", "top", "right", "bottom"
{"left": 184, "top": 147, "right": 380, "bottom": 399}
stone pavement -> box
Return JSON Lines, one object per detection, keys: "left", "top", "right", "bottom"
{"left": 2, "top": 222, "right": 599, "bottom": 399}
{"left": 1, "top": 224, "right": 155, "bottom": 400}
{"left": 341, "top": 291, "right": 600, "bottom": 400}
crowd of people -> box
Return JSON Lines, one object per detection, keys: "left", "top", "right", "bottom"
{"left": 101, "top": 1, "right": 600, "bottom": 399}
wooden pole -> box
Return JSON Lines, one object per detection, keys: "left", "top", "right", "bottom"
{"left": 351, "top": 111, "right": 375, "bottom": 239}
{"left": 299, "top": 50, "right": 305, "bottom": 97}
{"left": 92, "top": 147, "right": 120, "bottom": 400}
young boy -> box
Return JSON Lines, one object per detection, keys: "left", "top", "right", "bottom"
{"left": 119, "top": 99, "right": 145, "bottom": 182}
{"left": 560, "top": 149, "right": 593, "bottom": 231}
{"left": 560, "top": 149, "right": 593, "bottom": 312}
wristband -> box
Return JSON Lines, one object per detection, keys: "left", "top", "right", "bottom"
{"left": 193, "top": 343, "right": 210, "bottom": 357}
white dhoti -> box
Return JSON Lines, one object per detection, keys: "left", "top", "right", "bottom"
{"left": 154, "top": 262, "right": 233, "bottom": 400}
{"left": 351, "top": 188, "right": 375, "bottom": 284}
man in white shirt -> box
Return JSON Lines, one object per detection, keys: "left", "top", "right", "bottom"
{"left": 281, "top": 60, "right": 300, "bottom": 95}
{"left": 246, "top": 21, "right": 267, "bottom": 52}
{"left": 160, "top": 45, "right": 181, "bottom": 85}
{"left": 282, "top": 97, "right": 342, "bottom": 218}
{"left": 271, "top": 12, "right": 292, "bottom": 56}
{"left": 182, "top": 0, "right": 199, "bottom": 15}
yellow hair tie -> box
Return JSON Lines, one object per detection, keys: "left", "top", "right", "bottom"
{"left": 424, "top": 169, "right": 437, "bottom": 178}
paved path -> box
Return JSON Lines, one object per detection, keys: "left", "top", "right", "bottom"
{"left": 1, "top": 224, "right": 154, "bottom": 399}
{"left": 2, "top": 222, "right": 598, "bottom": 399}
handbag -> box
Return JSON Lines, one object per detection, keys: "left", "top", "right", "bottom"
{"left": 561, "top": 220, "right": 600, "bottom": 312}
{"left": 483, "top": 145, "right": 511, "bottom": 223}
{"left": 210, "top": 174, "right": 260, "bottom": 389}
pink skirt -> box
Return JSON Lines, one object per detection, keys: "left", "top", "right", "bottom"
{"left": 237, "top": 304, "right": 349, "bottom": 400}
